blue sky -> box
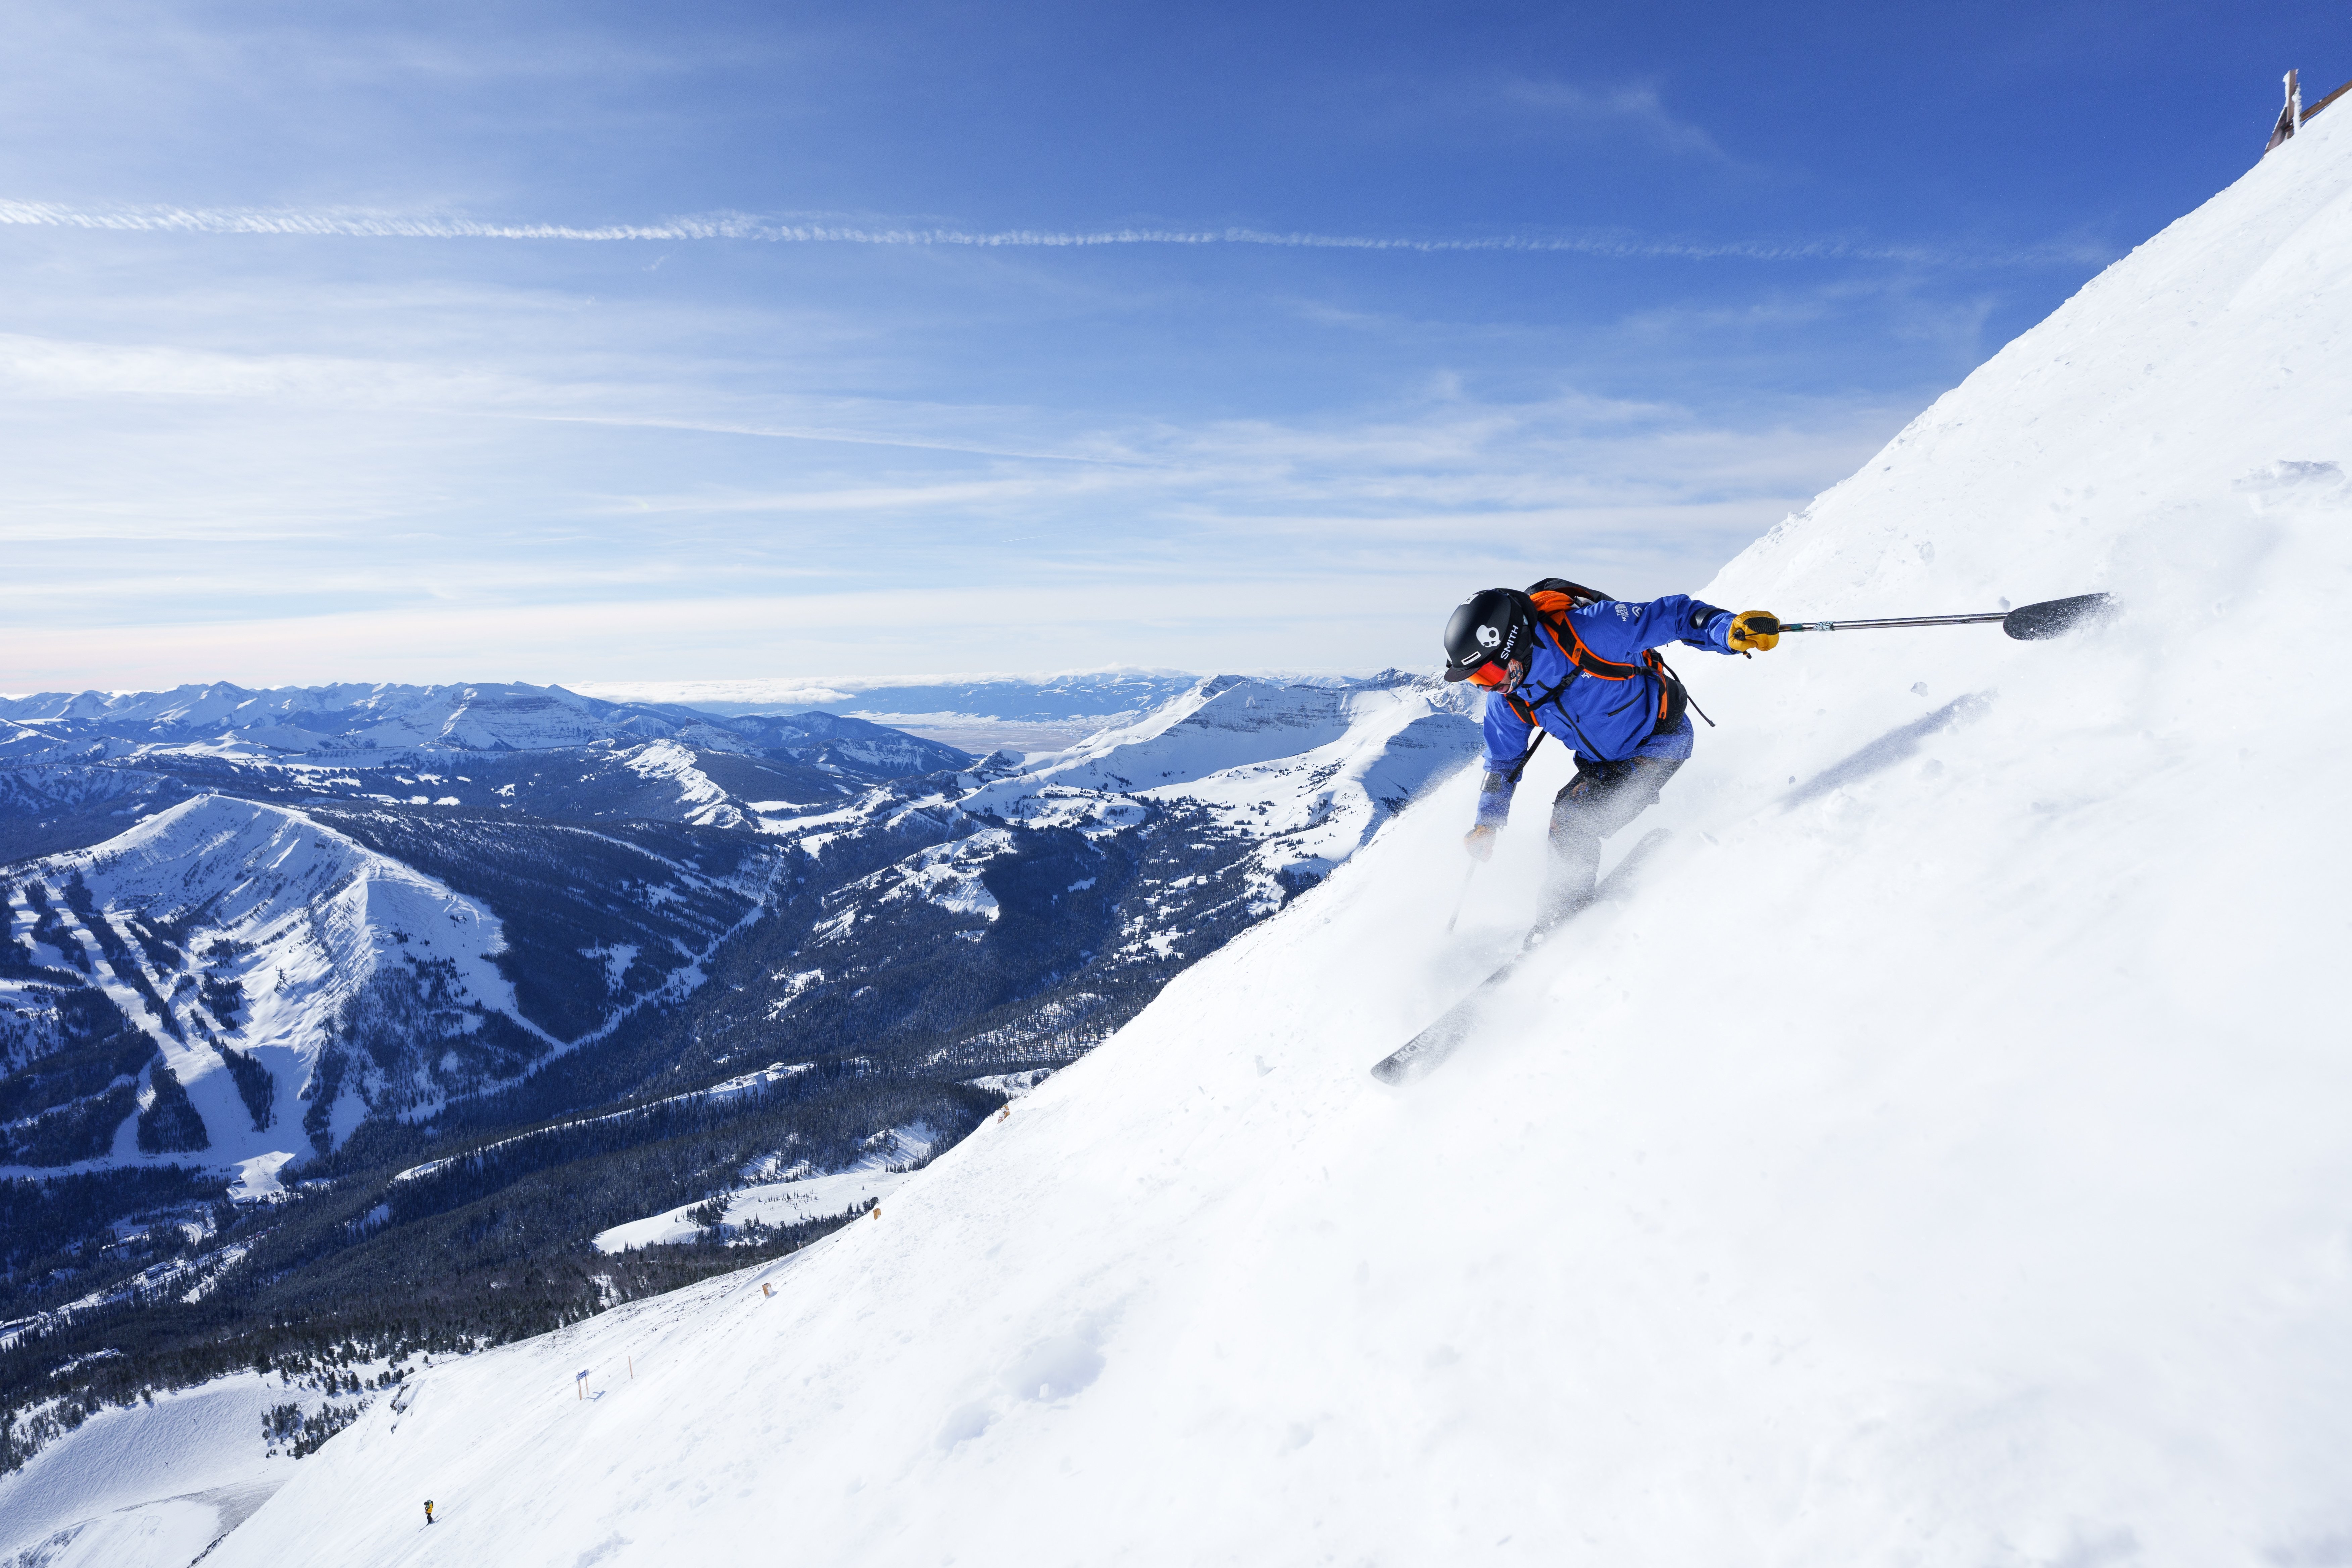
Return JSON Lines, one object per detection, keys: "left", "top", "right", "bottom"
{"left": 1, "top": 0, "right": 2337, "bottom": 692}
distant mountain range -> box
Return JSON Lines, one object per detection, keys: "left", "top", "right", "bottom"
{"left": 0, "top": 668, "right": 1479, "bottom": 1479}
{"left": 0, "top": 682, "right": 972, "bottom": 771}
{"left": 598, "top": 670, "right": 1210, "bottom": 723}
{"left": 567, "top": 670, "right": 1220, "bottom": 754}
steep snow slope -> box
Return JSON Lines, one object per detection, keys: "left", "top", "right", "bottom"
{"left": 0, "top": 1371, "right": 312, "bottom": 1564}
{"left": 212, "top": 123, "right": 2352, "bottom": 1565}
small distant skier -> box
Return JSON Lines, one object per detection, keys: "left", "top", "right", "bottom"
{"left": 1442, "top": 580, "right": 1780, "bottom": 922}
{"left": 424, "top": 1500, "right": 435, "bottom": 1525}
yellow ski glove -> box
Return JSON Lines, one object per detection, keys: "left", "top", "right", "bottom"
{"left": 1728, "top": 610, "right": 1781, "bottom": 652}
{"left": 1463, "top": 825, "right": 1498, "bottom": 862}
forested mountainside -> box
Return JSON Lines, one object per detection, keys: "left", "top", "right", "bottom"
{"left": 0, "top": 672, "right": 1476, "bottom": 1478}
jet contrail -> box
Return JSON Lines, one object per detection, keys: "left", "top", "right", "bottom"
{"left": 0, "top": 199, "right": 2089, "bottom": 267}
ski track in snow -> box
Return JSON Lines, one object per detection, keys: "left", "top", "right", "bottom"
{"left": 183, "top": 115, "right": 2352, "bottom": 1564}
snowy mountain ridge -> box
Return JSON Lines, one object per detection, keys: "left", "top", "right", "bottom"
{"left": 574, "top": 669, "right": 1205, "bottom": 724}
{"left": 190, "top": 100, "right": 2352, "bottom": 1566}
{"left": 785, "top": 673, "right": 1482, "bottom": 1004}
{"left": 2, "top": 794, "right": 787, "bottom": 1173}
{"left": 0, "top": 682, "right": 966, "bottom": 775}
{"left": 3, "top": 796, "right": 523, "bottom": 1173}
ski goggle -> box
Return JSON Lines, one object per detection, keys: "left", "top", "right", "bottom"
{"left": 1462, "top": 658, "right": 1515, "bottom": 689}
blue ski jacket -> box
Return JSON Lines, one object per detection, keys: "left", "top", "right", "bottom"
{"left": 1475, "top": 594, "right": 1739, "bottom": 827}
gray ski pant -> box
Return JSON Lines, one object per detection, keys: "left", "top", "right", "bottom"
{"left": 1540, "top": 752, "right": 1685, "bottom": 921}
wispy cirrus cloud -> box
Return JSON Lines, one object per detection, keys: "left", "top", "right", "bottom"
{"left": 0, "top": 198, "right": 2099, "bottom": 269}
{"left": 0, "top": 297, "right": 1903, "bottom": 690}
{"left": 1492, "top": 78, "right": 1725, "bottom": 160}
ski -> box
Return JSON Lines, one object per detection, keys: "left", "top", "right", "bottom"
{"left": 1371, "top": 829, "right": 1674, "bottom": 1087}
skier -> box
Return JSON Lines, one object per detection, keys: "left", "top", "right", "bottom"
{"left": 1442, "top": 580, "right": 1779, "bottom": 922}
{"left": 424, "top": 1500, "right": 435, "bottom": 1525}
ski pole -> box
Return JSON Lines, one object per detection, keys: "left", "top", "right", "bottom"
{"left": 1774, "top": 592, "right": 2112, "bottom": 642}
{"left": 1442, "top": 860, "right": 1478, "bottom": 934}
{"left": 1777, "top": 611, "right": 2003, "bottom": 632}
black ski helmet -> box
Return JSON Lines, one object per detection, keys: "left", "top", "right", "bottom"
{"left": 1442, "top": 589, "right": 1532, "bottom": 682}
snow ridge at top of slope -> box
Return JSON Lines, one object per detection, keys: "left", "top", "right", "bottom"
{"left": 209, "top": 118, "right": 2352, "bottom": 1567}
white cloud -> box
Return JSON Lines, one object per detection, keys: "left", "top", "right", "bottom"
{"left": 0, "top": 333, "right": 1903, "bottom": 691}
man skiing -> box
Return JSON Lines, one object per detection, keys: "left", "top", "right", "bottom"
{"left": 1442, "top": 580, "right": 1779, "bottom": 922}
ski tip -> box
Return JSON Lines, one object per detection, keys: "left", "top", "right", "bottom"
{"left": 1371, "top": 1031, "right": 1453, "bottom": 1086}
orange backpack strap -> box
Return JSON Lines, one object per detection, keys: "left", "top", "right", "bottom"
{"left": 1515, "top": 578, "right": 1703, "bottom": 739}
{"left": 1524, "top": 593, "right": 1645, "bottom": 682}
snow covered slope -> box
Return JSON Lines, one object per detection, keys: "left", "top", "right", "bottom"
{"left": 4, "top": 796, "right": 523, "bottom": 1169}
{"left": 0, "top": 1372, "right": 308, "bottom": 1566}
{"left": 961, "top": 670, "right": 1478, "bottom": 911}
{"left": 211, "top": 121, "right": 2352, "bottom": 1565}
{"left": 2, "top": 795, "right": 782, "bottom": 1169}
{"left": 1123, "top": 673, "right": 1481, "bottom": 906}
{"left": 1017, "top": 674, "right": 1406, "bottom": 790}
{"left": 590, "top": 1122, "right": 937, "bottom": 1252}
